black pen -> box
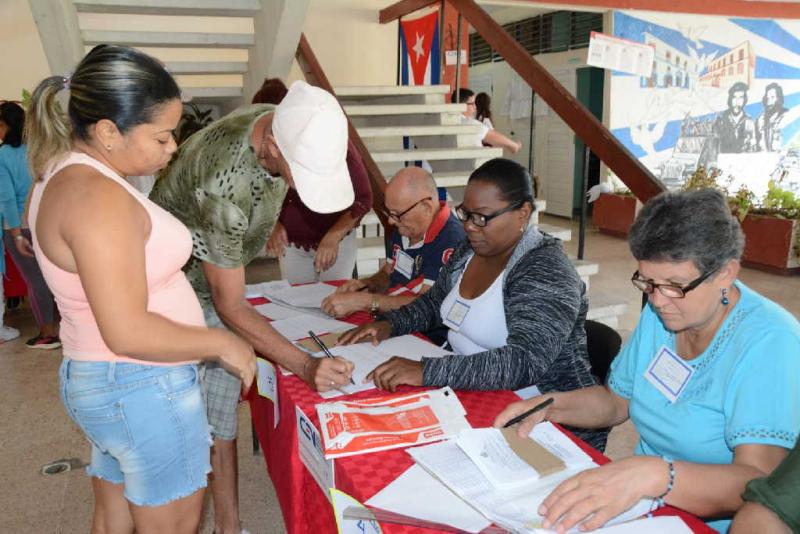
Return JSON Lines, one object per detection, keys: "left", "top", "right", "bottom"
{"left": 502, "top": 397, "right": 554, "bottom": 428}
{"left": 308, "top": 330, "right": 355, "bottom": 385}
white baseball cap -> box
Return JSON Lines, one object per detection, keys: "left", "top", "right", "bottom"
{"left": 272, "top": 81, "right": 354, "bottom": 213}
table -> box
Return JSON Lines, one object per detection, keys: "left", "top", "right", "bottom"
{"left": 247, "top": 295, "right": 715, "bottom": 534}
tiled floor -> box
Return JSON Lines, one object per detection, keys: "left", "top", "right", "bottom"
{"left": 2, "top": 218, "right": 798, "bottom": 533}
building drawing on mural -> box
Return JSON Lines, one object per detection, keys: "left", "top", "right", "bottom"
{"left": 641, "top": 32, "right": 694, "bottom": 90}
{"left": 610, "top": 12, "right": 800, "bottom": 197}
{"left": 700, "top": 41, "right": 755, "bottom": 88}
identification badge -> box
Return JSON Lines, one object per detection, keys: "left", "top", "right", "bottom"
{"left": 394, "top": 250, "right": 415, "bottom": 280}
{"left": 644, "top": 346, "right": 694, "bottom": 403}
{"left": 443, "top": 300, "right": 471, "bottom": 332}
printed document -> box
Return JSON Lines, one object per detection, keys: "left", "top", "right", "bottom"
{"left": 316, "top": 387, "right": 469, "bottom": 458}
{"left": 317, "top": 335, "right": 452, "bottom": 398}
{"left": 269, "top": 314, "right": 352, "bottom": 342}
{"left": 264, "top": 282, "right": 336, "bottom": 309}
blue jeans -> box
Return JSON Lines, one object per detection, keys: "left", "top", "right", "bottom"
{"left": 59, "top": 359, "right": 212, "bottom": 506}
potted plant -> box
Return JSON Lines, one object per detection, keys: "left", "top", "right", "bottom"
{"left": 591, "top": 175, "right": 641, "bottom": 237}
{"left": 683, "top": 167, "right": 800, "bottom": 275}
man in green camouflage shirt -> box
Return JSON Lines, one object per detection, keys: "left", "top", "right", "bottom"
{"left": 151, "top": 81, "right": 356, "bottom": 534}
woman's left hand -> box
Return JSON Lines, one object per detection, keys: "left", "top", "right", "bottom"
{"left": 540, "top": 456, "right": 668, "bottom": 533}
{"left": 367, "top": 356, "right": 423, "bottom": 392}
{"left": 314, "top": 232, "right": 340, "bottom": 273}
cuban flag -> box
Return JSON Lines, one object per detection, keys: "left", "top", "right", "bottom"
{"left": 400, "top": 9, "right": 441, "bottom": 86}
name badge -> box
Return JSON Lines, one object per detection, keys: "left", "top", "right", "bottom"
{"left": 644, "top": 346, "right": 694, "bottom": 403}
{"left": 394, "top": 250, "right": 415, "bottom": 280}
{"left": 443, "top": 300, "right": 471, "bottom": 332}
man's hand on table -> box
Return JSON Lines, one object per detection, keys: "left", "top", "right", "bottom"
{"left": 366, "top": 356, "right": 423, "bottom": 392}
{"left": 536, "top": 456, "right": 669, "bottom": 534}
{"left": 335, "top": 278, "right": 368, "bottom": 293}
{"left": 337, "top": 320, "right": 392, "bottom": 346}
{"left": 303, "top": 355, "right": 355, "bottom": 392}
{"left": 321, "top": 292, "right": 371, "bottom": 318}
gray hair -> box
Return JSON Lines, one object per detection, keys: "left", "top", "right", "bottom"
{"left": 628, "top": 189, "right": 744, "bottom": 273}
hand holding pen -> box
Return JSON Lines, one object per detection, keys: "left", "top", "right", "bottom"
{"left": 494, "top": 397, "right": 555, "bottom": 437}
{"left": 308, "top": 330, "right": 356, "bottom": 386}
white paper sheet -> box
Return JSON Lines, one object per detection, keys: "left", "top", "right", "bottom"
{"left": 254, "top": 302, "right": 305, "bottom": 320}
{"left": 456, "top": 428, "right": 540, "bottom": 490}
{"left": 269, "top": 314, "right": 352, "bottom": 342}
{"left": 264, "top": 282, "right": 336, "bottom": 308}
{"left": 245, "top": 280, "right": 290, "bottom": 299}
{"left": 317, "top": 335, "right": 453, "bottom": 398}
{"left": 367, "top": 464, "right": 491, "bottom": 533}
{"left": 530, "top": 422, "right": 594, "bottom": 468}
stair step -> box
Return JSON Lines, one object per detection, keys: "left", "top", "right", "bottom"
{"left": 356, "top": 124, "right": 483, "bottom": 138}
{"left": 82, "top": 30, "right": 254, "bottom": 48}
{"left": 165, "top": 61, "right": 248, "bottom": 74}
{"left": 336, "top": 85, "right": 452, "bottom": 98}
{"left": 74, "top": 0, "right": 261, "bottom": 16}
{"left": 586, "top": 291, "right": 629, "bottom": 326}
{"left": 572, "top": 259, "right": 599, "bottom": 278}
{"left": 355, "top": 236, "right": 385, "bottom": 261}
{"left": 343, "top": 103, "right": 465, "bottom": 116}
{"left": 536, "top": 223, "right": 572, "bottom": 242}
{"left": 371, "top": 147, "right": 502, "bottom": 163}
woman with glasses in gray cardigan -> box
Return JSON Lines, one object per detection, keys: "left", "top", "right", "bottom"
{"left": 340, "top": 158, "right": 603, "bottom": 450}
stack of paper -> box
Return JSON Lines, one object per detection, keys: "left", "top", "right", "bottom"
{"left": 245, "top": 280, "right": 290, "bottom": 299}
{"left": 263, "top": 282, "right": 336, "bottom": 309}
{"left": 268, "top": 314, "right": 352, "bottom": 342}
{"left": 408, "top": 422, "right": 653, "bottom": 533}
{"left": 316, "top": 387, "right": 469, "bottom": 459}
{"left": 315, "top": 335, "right": 453, "bottom": 398}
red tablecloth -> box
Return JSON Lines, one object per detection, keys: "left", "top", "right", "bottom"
{"left": 247, "top": 293, "right": 715, "bottom": 534}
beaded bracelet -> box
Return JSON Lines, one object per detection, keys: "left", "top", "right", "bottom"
{"left": 648, "top": 456, "right": 675, "bottom": 517}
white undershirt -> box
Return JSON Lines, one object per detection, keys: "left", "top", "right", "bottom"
{"left": 440, "top": 256, "right": 508, "bottom": 355}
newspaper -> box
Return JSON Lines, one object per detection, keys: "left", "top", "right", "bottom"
{"left": 316, "top": 387, "right": 470, "bottom": 459}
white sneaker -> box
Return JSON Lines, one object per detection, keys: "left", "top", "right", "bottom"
{"left": 0, "top": 326, "right": 20, "bottom": 343}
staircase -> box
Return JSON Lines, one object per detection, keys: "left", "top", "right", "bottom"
{"left": 334, "top": 84, "right": 627, "bottom": 328}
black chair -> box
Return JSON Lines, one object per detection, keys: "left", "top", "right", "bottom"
{"left": 585, "top": 319, "right": 622, "bottom": 384}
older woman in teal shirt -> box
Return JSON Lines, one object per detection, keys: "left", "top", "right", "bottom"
{"left": 495, "top": 189, "right": 800, "bottom": 533}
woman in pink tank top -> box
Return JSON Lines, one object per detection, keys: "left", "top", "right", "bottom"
{"left": 25, "top": 45, "right": 256, "bottom": 533}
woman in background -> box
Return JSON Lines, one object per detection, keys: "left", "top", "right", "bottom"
{"left": 0, "top": 101, "right": 59, "bottom": 348}
{"left": 475, "top": 91, "right": 494, "bottom": 129}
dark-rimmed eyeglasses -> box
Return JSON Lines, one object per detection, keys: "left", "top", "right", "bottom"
{"left": 382, "top": 197, "right": 429, "bottom": 223}
{"left": 631, "top": 268, "right": 718, "bottom": 298}
{"left": 454, "top": 200, "right": 526, "bottom": 228}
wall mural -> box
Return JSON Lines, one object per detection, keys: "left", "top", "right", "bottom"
{"left": 610, "top": 11, "right": 800, "bottom": 196}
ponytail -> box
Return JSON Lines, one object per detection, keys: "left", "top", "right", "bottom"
{"left": 25, "top": 76, "right": 72, "bottom": 180}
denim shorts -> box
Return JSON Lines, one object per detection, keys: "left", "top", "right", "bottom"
{"left": 59, "top": 359, "right": 212, "bottom": 507}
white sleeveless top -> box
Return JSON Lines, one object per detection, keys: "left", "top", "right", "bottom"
{"left": 440, "top": 255, "right": 508, "bottom": 355}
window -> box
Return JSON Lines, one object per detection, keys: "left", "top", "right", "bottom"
{"left": 468, "top": 10, "right": 602, "bottom": 66}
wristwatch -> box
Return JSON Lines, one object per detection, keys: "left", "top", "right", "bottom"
{"left": 369, "top": 297, "right": 380, "bottom": 318}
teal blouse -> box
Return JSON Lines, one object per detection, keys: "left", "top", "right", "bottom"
{"left": 608, "top": 281, "right": 800, "bottom": 532}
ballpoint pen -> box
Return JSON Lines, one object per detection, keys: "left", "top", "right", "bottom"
{"left": 502, "top": 397, "right": 554, "bottom": 428}
{"left": 308, "top": 330, "right": 355, "bottom": 385}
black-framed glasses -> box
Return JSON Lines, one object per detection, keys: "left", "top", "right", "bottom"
{"left": 382, "top": 197, "right": 429, "bottom": 222}
{"left": 631, "top": 268, "right": 718, "bottom": 298}
{"left": 454, "top": 200, "right": 526, "bottom": 228}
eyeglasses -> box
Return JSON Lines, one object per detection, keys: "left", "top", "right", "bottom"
{"left": 631, "top": 268, "right": 718, "bottom": 298}
{"left": 454, "top": 200, "right": 526, "bottom": 228}
{"left": 383, "top": 197, "right": 429, "bottom": 222}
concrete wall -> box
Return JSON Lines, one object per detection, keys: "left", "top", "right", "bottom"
{"left": 0, "top": 0, "right": 51, "bottom": 101}
{"left": 0, "top": 0, "right": 397, "bottom": 102}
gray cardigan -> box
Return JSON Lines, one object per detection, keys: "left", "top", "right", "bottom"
{"left": 382, "top": 229, "right": 607, "bottom": 449}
